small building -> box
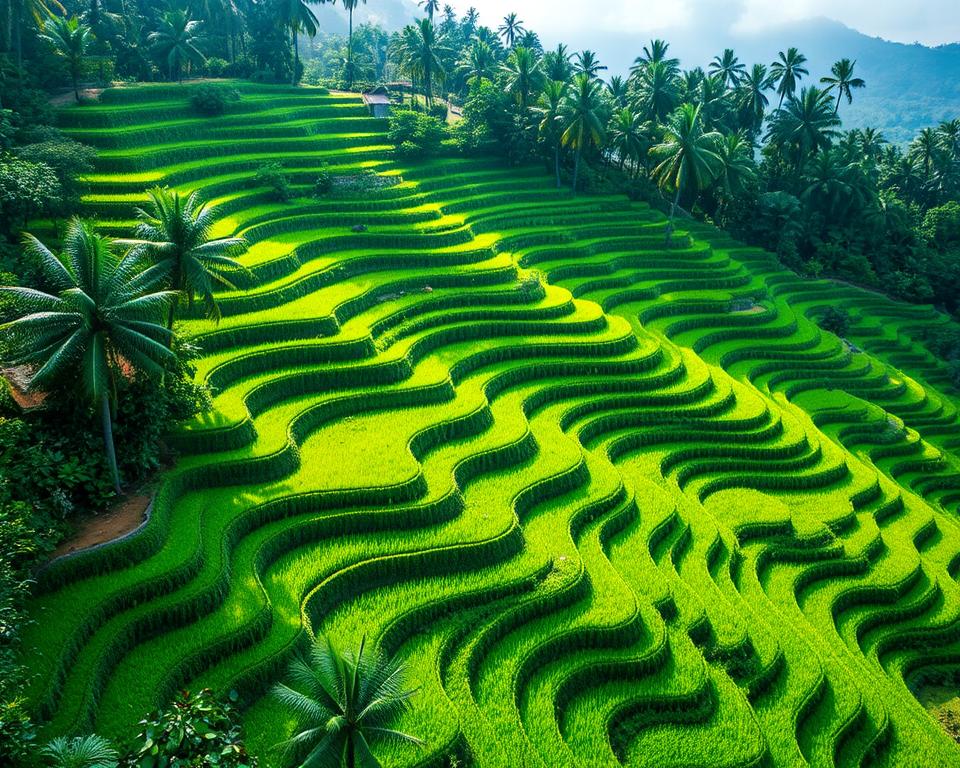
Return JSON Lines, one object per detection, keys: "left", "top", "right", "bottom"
{"left": 362, "top": 86, "right": 391, "bottom": 118}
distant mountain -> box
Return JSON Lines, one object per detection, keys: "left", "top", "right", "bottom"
{"left": 312, "top": 0, "right": 416, "bottom": 36}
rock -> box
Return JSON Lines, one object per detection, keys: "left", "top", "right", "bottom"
{"left": 423, "top": 285, "right": 433, "bottom": 293}
{"left": 351, "top": 224, "right": 367, "bottom": 233}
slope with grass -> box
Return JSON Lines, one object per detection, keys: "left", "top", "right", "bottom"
{"left": 20, "top": 82, "right": 960, "bottom": 768}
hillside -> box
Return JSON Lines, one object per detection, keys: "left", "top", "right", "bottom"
{"left": 20, "top": 83, "right": 960, "bottom": 768}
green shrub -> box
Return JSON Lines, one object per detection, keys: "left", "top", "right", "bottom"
{"left": 387, "top": 110, "right": 445, "bottom": 156}
{"left": 204, "top": 57, "right": 230, "bottom": 78}
{"left": 189, "top": 85, "right": 239, "bottom": 116}
{"left": 122, "top": 689, "right": 256, "bottom": 768}
{"left": 428, "top": 102, "right": 448, "bottom": 122}
{"left": 312, "top": 163, "right": 332, "bottom": 197}
{"left": 254, "top": 161, "right": 290, "bottom": 201}
{"left": 817, "top": 306, "right": 851, "bottom": 337}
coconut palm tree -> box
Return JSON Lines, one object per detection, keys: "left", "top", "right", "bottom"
{"left": 651, "top": 103, "right": 721, "bottom": 236}
{"left": 736, "top": 63, "right": 773, "bottom": 132}
{"left": 542, "top": 42, "right": 572, "bottom": 83}
{"left": 770, "top": 47, "right": 808, "bottom": 109}
{"left": 277, "top": 0, "right": 322, "bottom": 85}
{"left": 910, "top": 127, "right": 941, "bottom": 182}
{"left": 148, "top": 8, "right": 205, "bottom": 83}
{"left": 128, "top": 187, "right": 249, "bottom": 329}
{"left": 537, "top": 79, "right": 568, "bottom": 188}
{"left": 559, "top": 72, "right": 605, "bottom": 195}
{"left": 937, "top": 118, "right": 960, "bottom": 160}
{"left": 273, "top": 635, "right": 421, "bottom": 768}
{"left": 497, "top": 12, "right": 524, "bottom": 48}
{"left": 765, "top": 86, "right": 841, "bottom": 169}
{"left": 573, "top": 49, "right": 606, "bottom": 80}
{"left": 39, "top": 15, "right": 93, "bottom": 102}
{"left": 631, "top": 60, "right": 679, "bottom": 125}
{"left": 712, "top": 130, "right": 755, "bottom": 216}
{"left": 418, "top": 0, "right": 439, "bottom": 20}
{"left": 7, "top": 0, "right": 65, "bottom": 66}
{"left": 709, "top": 48, "right": 746, "bottom": 89}
{"left": 456, "top": 38, "right": 495, "bottom": 88}
{"left": 0, "top": 220, "right": 176, "bottom": 493}
{"left": 631, "top": 38, "right": 679, "bottom": 73}
{"left": 820, "top": 58, "right": 865, "bottom": 112}
{"left": 608, "top": 107, "right": 648, "bottom": 175}
{"left": 342, "top": 0, "right": 366, "bottom": 89}
{"left": 41, "top": 735, "right": 118, "bottom": 768}
{"left": 607, "top": 75, "right": 628, "bottom": 108}
{"left": 502, "top": 45, "right": 543, "bottom": 110}
{"left": 395, "top": 18, "right": 448, "bottom": 108}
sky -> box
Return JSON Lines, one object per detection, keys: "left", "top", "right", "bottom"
{"left": 442, "top": 0, "right": 960, "bottom": 47}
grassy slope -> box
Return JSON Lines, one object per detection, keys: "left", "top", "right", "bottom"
{"left": 20, "top": 81, "right": 960, "bottom": 768}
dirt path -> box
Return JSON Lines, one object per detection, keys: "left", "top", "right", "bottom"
{"left": 52, "top": 493, "right": 151, "bottom": 559}
{"left": 48, "top": 88, "right": 104, "bottom": 106}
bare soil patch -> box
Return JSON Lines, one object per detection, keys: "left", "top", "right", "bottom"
{"left": 52, "top": 492, "right": 151, "bottom": 559}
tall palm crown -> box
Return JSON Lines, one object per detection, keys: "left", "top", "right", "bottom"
{"left": 542, "top": 43, "right": 572, "bottom": 83}
{"left": 536, "top": 79, "right": 569, "bottom": 188}
{"left": 573, "top": 49, "right": 606, "bottom": 80}
{"left": 40, "top": 734, "right": 118, "bottom": 768}
{"left": 631, "top": 60, "right": 680, "bottom": 125}
{"left": 709, "top": 48, "right": 746, "bottom": 88}
{"left": 559, "top": 72, "right": 606, "bottom": 194}
{"left": 278, "top": 0, "right": 324, "bottom": 85}
{"left": 418, "top": 0, "right": 439, "bottom": 20}
{"left": 130, "top": 187, "right": 249, "bottom": 326}
{"left": 39, "top": 15, "right": 93, "bottom": 102}
{"left": 497, "top": 12, "right": 524, "bottom": 48}
{"left": 736, "top": 63, "right": 773, "bottom": 130}
{"left": 395, "top": 18, "right": 449, "bottom": 107}
{"left": 770, "top": 47, "right": 809, "bottom": 109}
{"left": 713, "top": 130, "right": 756, "bottom": 198}
{"left": 910, "top": 127, "right": 941, "bottom": 181}
{"left": 273, "top": 635, "right": 421, "bottom": 768}
{"left": 765, "top": 86, "right": 841, "bottom": 169}
{"left": 0, "top": 220, "right": 175, "bottom": 492}
{"left": 8, "top": 0, "right": 65, "bottom": 65}
{"left": 456, "top": 38, "right": 495, "bottom": 88}
{"left": 820, "top": 58, "right": 865, "bottom": 112}
{"left": 502, "top": 45, "right": 544, "bottom": 110}
{"left": 148, "top": 9, "right": 205, "bottom": 83}
{"left": 342, "top": 0, "right": 367, "bottom": 88}
{"left": 632, "top": 38, "right": 679, "bottom": 71}
{"left": 608, "top": 107, "right": 648, "bottom": 174}
{"left": 938, "top": 119, "right": 960, "bottom": 160}
{"left": 607, "top": 75, "right": 628, "bottom": 108}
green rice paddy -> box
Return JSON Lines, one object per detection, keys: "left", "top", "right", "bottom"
{"left": 21, "top": 82, "right": 960, "bottom": 767}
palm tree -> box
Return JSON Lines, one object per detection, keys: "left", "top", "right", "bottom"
{"left": 573, "top": 49, "right": 606, "bottom": 80}
{"left": 39, "top": 15, "right": 93, "bottom": 103}
{"left": 910, "top": 127, "right": 941, "bottom": 182}
{"left": 608, "top": 107, "right": 647, "bottom": 175}
{"left": 765, "top": 86, "right": 841, "bottom": 169}
{"left": 456, "top": 38, "right": 495, "bottom": 89}
{"left": 770, "top": 47, "right": 808, "bottom": 109}
{"left": 820, "top": 58, "right": 865, "bottom": 112}
{"left": 697, "top": 74, "right": 731, "bottom": 131}
{"left": 148, "top": 9, "right": 205, "bottom": 83}
{"left": 342, "top": 0, "right": 366, "bottom": 89}
{"left": 631, "top": 60, "right": 679, "bottom": 125}
{"left": 650, "top": 103, "right": 721, "bottom": 236}
{"left": 461, "top": 6, "right": 478, "bottom": 34}
{"left": 632, "top": 38, "right": 679, "bottom": 72}
{"left": 542, "top": 43, "right": 572, "bottom": 83}
{"left": 517, "top": 29, "right": 541, "bottom": 53}
{"left": 129, "top": 187, "right": 249, "bottom": 329}
{"left": 7, "top": 0, "right": 65, "bottom": 66}
{"left": 395, "top": 18, "right": 448, "bottom": 108}
{"left": 418, "top": 0, "right": 439, "bottom": 20}
{"left": 709, "top": 48, "right": 745, "bottom": 89}
{"left": 801, "top": 149, "right": 869, "bottom": 219}
{"left": 712, "top": 130, "right": 755, "bottom": 216}
{"left": 0, "top": 220, "right": 176, "bottom": 493}
{"left": 859, "top": 127, "right": 887, "bottom": 165}
{"left": 273, "top": 635, "right": 421, "bottom": 768}
{"left": 559, "top": 73, "right": 605, "bottom": 195}
{"left": 736, "top": 63, "right": 773, "bottom": 132}
{"left": 537, "top": 79, "right": 568, "bottom": 188}
{"left": 607, "top": 75, "right": 628, "bottom": 108}
{"left": 277, "top": 0, "right": 321, "bottom": 85}
{"left": 937, "top": 118, "right": 960, "bottom": 160}
{"left": 502, "top": 45, "right": 543, "bottom": 111}
{"left": 497, "top": 12, "right": 524, "bottom": 48}
{"left": 40, "top": 735, "right": 118, "bottom": 768}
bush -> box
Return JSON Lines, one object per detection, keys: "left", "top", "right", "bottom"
{"left": 204, "top": 57, "right": 230, "bottom": 78}
{"left": 122, "top": 689, "right": 256, "bottom": 768}
{"left": 189, "top": 84, "right": 239, "bottom": 116}
{"left": 14, "top": 138, "right": 97, "bottom": 213}
{"left": 312, "top": 163, "right": 333, "bottom": 197}
{"left": 254, "top": 161, "right": 290, "bottom": 201}
{"left": 428, "top": 102, "right": 448, "bottom": 122}
{"left": 0, "top": 155, "right": 61, "bottom": 242}
{"left": 818, "top": 306, "right": 851, "bottom": 337}
{"left": 387, "top": 110, "right": 445, "bottom": 157}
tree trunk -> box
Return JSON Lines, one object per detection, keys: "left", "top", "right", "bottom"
{"left": 666, "top": 185, "right": 681, "bottom": 245}
{"left": 3, "top": 0, "right": 11, "bottom": 55}
{"left": 835, "top": 90, "right": 842, "bottom": 113}
{"left": 291, "top": 25, "right": 298, "bottom": 85}
{"left": 347, "top": 8, "right": 354, "bottom": 88}
{"left": 554, "top": 143, "right": 561, "bottom": 189}
{"left": 100, "top": 390, "right": 122, "bottom": 494}
{"left": 346, "top": 738, "right": 355, "bottom": 768}
{"left": 571, "top": 147, "right": 580, "bottom": 196}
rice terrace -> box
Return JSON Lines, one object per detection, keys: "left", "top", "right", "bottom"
{"left": 2, "top": 2, "right": 960, "bottom": 768}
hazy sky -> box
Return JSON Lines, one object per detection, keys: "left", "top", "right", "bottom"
{"left": 444, "top": 0, "right": 960, "bottom": 46}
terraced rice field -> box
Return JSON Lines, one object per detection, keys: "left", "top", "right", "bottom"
{"left": 22, "top": 82, "right": 960, "bottom": 767}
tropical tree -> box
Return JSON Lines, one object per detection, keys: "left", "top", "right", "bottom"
{"left": 765, "top": 86, "right": 841, "bottom": 169}
{"left": 497, "top": 12, "right": 524, "bottom": 48}
{"left": 736, "top": 63, "right": 772, "bottom": 132}
{"left": 770, "top": 47, "right": 809, "bottom": 109}
{"left": 607, "top": 75, "right": 628, "bottom": 108}
{"left": 39, "top": 15, "right": 93, "bottom": 102}
{"left": 502, "top": 45, "right": 543, "bottom": 110}
{"left": 650, "top": 103, "right": 721, "bottom": 235}
{"left": 801, "top": 148, "right": 871, "bottom": 219}
{"left": 148, "top": 9, "right": 205, "bottom": 83}
{"left": 711, "top": 130, "right": 756, "bottom": 216}
{"left": 938, "top": 119, "right": 960, "bottom": 160}
{"left": 0, "top": 220, "right": 176, "bottom": 492}
{"left": 910, "top": 127, "right": 941, "bottom": 182}
{"left": 6, "top": 0, "right": 65, "bottom": 66}
{"left": 342, "top": 0, "right": 367, "bottom": 89}
{"left": 820, "top": 58, "right": 865, "bottom": 112}
{"left": 537, "top": 79, "right": 568, "bottom": 188}
{"left": 395, "top": 18, "right": 448, "bottom": 107}
{"left": 631, "top": 60, "right": 679, "bottom": 124}
{"left": 456, "top": 38, "right": 495, "bottom": 88}
{"left": 40, "top": 735, "right": 118, "bottom": 768}
{"left": 129, "top": 187, "right": 249, "bottom": 329}
{"left": 542, "top": 43, "right": 572, "bottom": 83}
{"left": 559, "top": 72, "right": 605, "bottom": 194}
{"left": 418, "top": 0, "right": 439, "bottom": 20}
{"left": 632, "top": 38, "right": 679, "bottom": 72}
{"left": 709, "top": 48, "right": 745, "bottom": 88}
{"left": 278, "top": 0, "right": 322, "bottom": 85}
{"left": 573, "top": 49, "right": 606, "bottom": 80}
{"left": 273, "top": 635, "right": 422, "bottom": 768}
{"left": 608, "top": 107, "right": 648, "bottom": 175}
